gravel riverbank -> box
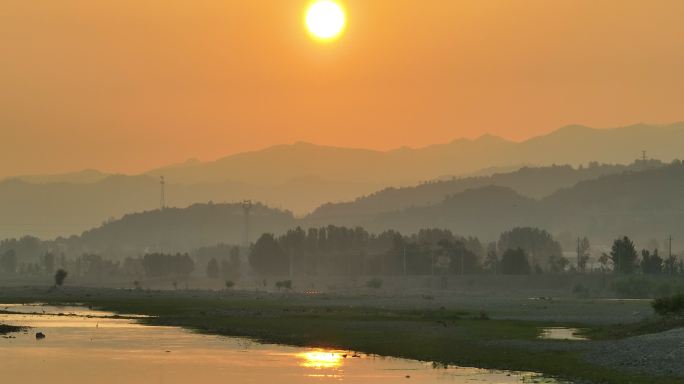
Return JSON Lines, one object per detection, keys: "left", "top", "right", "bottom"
{"left": 583, "top": 327, "right": 684, "bottom": 377}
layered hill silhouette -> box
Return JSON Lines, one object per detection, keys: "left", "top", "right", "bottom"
{"left": 20, "top": 161, "right": 684, "bottom": 258}
{"left": 0, "top": 175, "right": 375, "bottom": 240}
{"left": 71, "top": 202, "right": 296, "bottom": 257}
{"left": 307, "top": 160, "right": 663, "bottom": 223}
{"left": 1, "top": 122, "right": 683, "bottom": 240}
{"left": 142, "top": 122, "right": 684, "bottom": 185}
{"left": 362, "top": 162, "right": 684, "bottom": 246}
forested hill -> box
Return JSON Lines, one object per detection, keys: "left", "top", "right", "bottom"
{"left": 541, "top": 161, "right": 684, "bottom": 240}
{"left": 307, "top": 160, "right": 664, "bottom": 222}
{"left": 366, "top": 186, "right": 539, "bottom": 240}
{"left": 58, "top": 202, "right": 296, "bottom": 258}
{"left": 363, "top": 162, "right": 684, "bottom": 245}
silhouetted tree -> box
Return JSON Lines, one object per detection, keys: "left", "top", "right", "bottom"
{"left": 54, "top": 269, "right": 68, "bottom": 287}
{"left": 500, "top": 248, "right": 531, "bottom": 275}
{"left": 438, "top": 239, "right": 479, "bottom": 274}
{"left": 610, "top": 236, "right": 638, "bottom": 274}
{"left": 249, "top": 233, "right": 288, "bottom": 276}
{"left": 577, "top": 237, "right": 591, "bottom": 272}
{"left": 78, "top": 253, "right": 119, "bottom": 278}
{"left": 664, "top": 252, "right": 679, "bottom": 275}
{"left": 641, "top": 249, "right": 663, "bottom": 274}
{"left": 548, "top": 254, "right": 570, "bottom": 273}
{"left": 498, "top": 227, "right": 562, "bottom": 272}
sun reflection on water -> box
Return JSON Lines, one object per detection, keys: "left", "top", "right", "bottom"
{"left": 298, "top": 350, "right": 344, "bottom": 369}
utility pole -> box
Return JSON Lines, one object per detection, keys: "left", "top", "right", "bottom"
{"left": 577, "top": 237, "right": 581, "bottom": 273}
{"left": 642, "top": 150, "right": 647, "bottom": 162}
{"left": 242, "top": 200, "right": 253, "bottom": 248}
{"left": 669, "top": 235, "right": 673, "bottom": 276}
{"left": 159, "top": 176, "right": 166, "bottom": 210}
{"left": 403, "top": 246, "right": 407, "bottom": 277}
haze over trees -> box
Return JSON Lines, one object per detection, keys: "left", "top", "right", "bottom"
{"left": 0, "top": 136, "right": 683, "bottom": 282}
{"left": 498, "top": 227, "right": 564, "bottom": 272}
{"left": 142, "top": 253, "right": 194, "bottom": 279}
{"left": 2, "top": 161, "right": 684, "bottom": 269}
{"left": 245, "top": 225, "right": 554, "bottom": 277}
{"left": 0, "top": 222, "right": 682, "bottom": 292}
{"left": 0, "top": 250, "right": 17, "bottom": 274}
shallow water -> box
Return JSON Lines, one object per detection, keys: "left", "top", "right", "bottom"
{"left": 539, "top": 327, "right": 588, "bottom": 341}
{"left": 1, "top": 304, "right": 564, "bottom": 384}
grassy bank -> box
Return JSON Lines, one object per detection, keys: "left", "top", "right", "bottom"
{"left": 1, "top": 286, "right": 681, "bottom": 384}
{"left": 0, "top": 323, "right": 24, "bottom": 335}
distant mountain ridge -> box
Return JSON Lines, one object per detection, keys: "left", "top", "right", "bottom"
{"left": 8, "top": 122, "right": 684, "bottom": 187}
{"left": 143, "top": 122, "right": 684, "bottom": 185}
{"left": 1, "top": 122, "right": 683, "bottom": 240}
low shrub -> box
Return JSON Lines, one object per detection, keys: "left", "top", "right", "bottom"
{"left": 652, "top": 294, "right": 684, "bottom": 316}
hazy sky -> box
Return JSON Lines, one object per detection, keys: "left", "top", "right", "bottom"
{"left": 2, "top": 0, "right": 683, "bottom": 177}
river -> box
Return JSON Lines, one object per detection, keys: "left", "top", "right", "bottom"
{"left": 0, "top": 303, "right": 563, "bottom": 384}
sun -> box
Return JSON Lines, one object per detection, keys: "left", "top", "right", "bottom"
{"left": 305, "top": 1, "right": 346, "bottom": 41}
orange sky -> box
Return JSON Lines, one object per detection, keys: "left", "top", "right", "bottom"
{"left": 2, "top": 0, "right": 684, "bottom": 177}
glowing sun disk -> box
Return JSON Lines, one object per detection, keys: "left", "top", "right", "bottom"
{"left": 305, "top": 1, "right": 346, "bottom": 41}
